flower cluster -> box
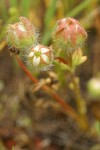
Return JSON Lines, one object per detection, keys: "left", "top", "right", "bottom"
{"left": 6, "top": 16, "right": 87, "bottom": 71}
{"left": 6, "top": 17, "right": 54, "bottom": 71}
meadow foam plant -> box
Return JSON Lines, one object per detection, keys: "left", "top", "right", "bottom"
{"left": 53, "top": 17, "right": 87, "bottom": 53}
{"left": 6, "top": 16, "right": 87, "bottom": 72}
{"left": 28, "top": 44, "right": 54, "bottom": 71}
{"left": 6, "top": 17, "right": 38, "bottom": 50}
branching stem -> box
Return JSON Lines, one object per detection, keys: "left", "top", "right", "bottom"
{"left": 16, "top": 55, "right": 79, "bottom": 120}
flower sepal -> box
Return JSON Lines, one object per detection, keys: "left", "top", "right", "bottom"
{"left": 6, "top": 17, "right": 37, "bottom": 51}
{"left": 72, "top": 48, "right": 87, "bottom": 69}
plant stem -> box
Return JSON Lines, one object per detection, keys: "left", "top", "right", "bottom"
{"left": 56, "top": 56, "right": 87, "bottom": 116}
{"left": 16, "top": 55, "right": 89, "bottom": 130}
{"left": 71, "top": 72, "right": 87, "bottom": 116}
{"left": 54, "top": 57, "right": 69, "bottom": 65}
{"left": 16, "top": 55, "right": 78, "bottom": 120}
{"left": 71, "top": 73, "right": 90, "bottom": 130}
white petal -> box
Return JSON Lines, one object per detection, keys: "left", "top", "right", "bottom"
{"left": 29, "top": 52, "right": 34, "bottom": 57}
{"left": 41, "top": 54, "right": 49, "bottom": 63}
{"left": 18, "top": 24, "right": 26, "bottom": 32}
{"left": 62, "top": 18, "right": 66, "bottom": 23}
{"left": 67, "top": 26, "right": 70, "bottom": 31}
{"left": 41, "top": 48, "right": 49, "bottom": 53}
{"left": 75, "top": 24, "right": 79, "bottom": 31}
{"left": 33, "top": 56, "right": 40, "bottom": 66}
{"left": 34, "top": 45, "right": 40, "bottom": 51}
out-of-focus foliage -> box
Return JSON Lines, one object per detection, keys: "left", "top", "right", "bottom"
{"left": 0, "top": 0, "right": 100, "bottom": 43}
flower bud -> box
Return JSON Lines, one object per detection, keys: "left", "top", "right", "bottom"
{"left": 87, "top": 78, "right": 100, "bottom": 98}
{"left": 27, "top": 44, "right": 54, "bottom": 71}
{"left": 6, "top": 16, "right": 38, "bottom": 50}
{"left": 53, "top": 17, "right": 87, "bottom": 52}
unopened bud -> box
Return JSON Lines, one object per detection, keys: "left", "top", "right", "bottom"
{"left": 28, "top": 44, "right": 54, "bottom": 71}
{"left": 6, "top": 17, "right": 38, "bottom": 50}
{"left": 53, "top": 17, "right": 87, "bottom": 52}
{"left": 87, "top": 78, "right": 100, "bottom": 98}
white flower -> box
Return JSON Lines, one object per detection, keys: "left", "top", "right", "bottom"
{"left": 29, "top": 51, "right": 34, "bottom": 57}
{"left": 33, "top": 56, "right": 40, "bottom": 66}
{"left": 28, "top": 44, "right": 53, "bottom": 71}
{"left": 18, "top": 24, "right": 27, "bottom": 32}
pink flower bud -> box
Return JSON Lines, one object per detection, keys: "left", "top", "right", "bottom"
{"left": 53, "top": 17, "right": 87, "bottom": 52}
{"left": 6, "top": 17, "right": 38, "bottom": 50}
{"left": 28, "top": 44, "right": 54, "bottom": 71}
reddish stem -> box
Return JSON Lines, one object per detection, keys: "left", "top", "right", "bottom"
{"left": 16, "top": 55, "right": 79, "bottom": 120}
{"left": 54, "top": 57, "right": 69, "bottom": 65}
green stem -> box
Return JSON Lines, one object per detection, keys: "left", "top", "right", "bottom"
{"left": 56, "top": 56, "right": 88, "bottom": 129}
{"left": 69, "top": 53, "right": 87, "bottom": 116}
{"left": 55, "top": 55, "right": 87, "bottom": 115}
{"left": 16, "top": 55, "right": 90, "bottom": 130}
{"left": 71, "top": 72, "right": 87, "bottom": 116}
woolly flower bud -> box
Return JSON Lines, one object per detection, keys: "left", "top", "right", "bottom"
{"left": 27, "top": 44, "right": 54, "bottom": 71}
{"left": 53, "top": 17, "right": 87, "bottom": 52}
{"left": 6, "top": 16, "right": 37, "bottom": 50}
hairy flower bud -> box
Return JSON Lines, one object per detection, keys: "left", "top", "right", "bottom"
{"left": 6, "top": 16, "right": 38, "bottom": 50}
{"left": 53, "top": 17, "right": 87, "bottom": 52}
{"left": 27, "top": 44, "right": 54, "bottom": 71}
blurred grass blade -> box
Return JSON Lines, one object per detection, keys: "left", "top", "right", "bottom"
{"left": 66, "top": 0, "right": 92, "bottom": 17}
{"left": 42, "top": 0, "right": 57, "bottom": 44}
{"left": 44, "top": 0, "right": 57, "bottom": 28}
{"left": 9, "top": 0, "right": 17, "bottom": 7}
{"left": 0, "top": 0, "right": 8, "bottom": 20}
{"left": 20, "top": 0, "right": 31, "bottom": 17}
